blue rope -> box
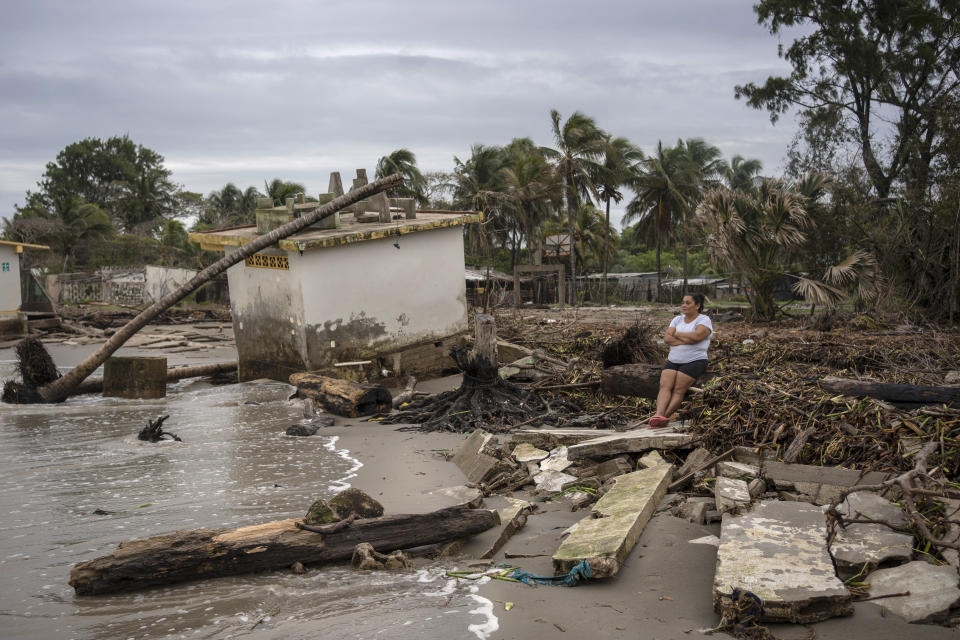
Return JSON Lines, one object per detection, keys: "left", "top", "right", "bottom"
{"left": 499, "top": 560, "right": 593, "bottom": 587}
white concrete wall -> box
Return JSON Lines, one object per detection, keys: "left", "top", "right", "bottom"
{"left": 144, "top": 265, "right": 197, "bottom": 302}
{"left": 0, "top": 245, "right": 21, "bottom": 313}
{"left": 299, "top": 225, "right": 468, "bottom": 364}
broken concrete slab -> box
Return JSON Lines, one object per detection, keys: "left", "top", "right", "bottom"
{"left": 715, "top": 477, "right": 752, "bottom": 514}
{"left": 674, "top": 497, "right": 714, "bottom": 524}
{"left": 638, "top": 450, "right": 667, "bottom": 468}
{"left": 717, "top": 461, "right": 760, "bottom": 480}
{"left": 533, "top": 470, "right": 578, "bottom": 493}
{"left": 714, "top": 500, "right": 853, "bottom": 624}
{"left": 566, "top": 429, "right": 692, "bottom": 461}
{"left": 676, "top": 447, "right": 711, "bottom": 477}
{"left": 539, "top": 446, "right": 573, "bottom": 472}
{"left": 452, "top": 429, "right": 512, "bottom": 484}
{"left": 511, "top": 443, "right": 549, "bottom": 463}
{"left": 866, "top": 561, "right": 960, "bottom": 623}
{"left": 732, "top": 445, "right": 776, "bottom": 467}
{"left": 939, "top": 498, "right": 960, "bottom": 569}
{"left": 553, "top": 463, "right": 673, "bottom": 578}
{"left": 830, "top": 492, "right": 913, "bottom": 579}
{"left": 764, "top": 461, "right": 892, "bottom": 505}
{"left": 511, "top": 428, "right": 619, "bottom": 449}
{"left": 480, "top": 498, "right": 534, "bottom": 559}
{"left": 595, "top": 456, "right": 633, "bottom": 482}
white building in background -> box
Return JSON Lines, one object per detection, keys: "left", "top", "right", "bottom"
{"left": 0, "top": 240, "right": 51, "bottom": 337}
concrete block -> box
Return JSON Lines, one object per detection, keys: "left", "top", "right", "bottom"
{"left": 533, "top": 469, "right": 577, "bottom": 493}
{"left": 256, "top": 209, "right": 291, "bottom": 234}
{"left": 511, "top": 429, "right": 619, "bottom": 449}
{"left": 596, "top": 456, "right": 633, "bottom": 482}
{"left": 764, "top": 462, "right": 892, "bottom": 505}
{"left": 638, "top": 450, "right": 667, "bottom": 468}
{"left": 866, "top": 561, "right": 960, "bottom": 623}
{"left": 428, "top": 485, "right": 484, "bottom": 509}
{"left": 675, "top": 497, "right": 714, "bottom": 524}
{"left": 715, "top": 477, "right": 751, "bottom": 514}
{"left": 452, "top": 430, "right": 511, "bottom": 484}
{"left": 830, "top": 493, "right": 913, "bottom": 578}
{"left": 714, "top": 500, "right": 853, "bottom": 624}
{"left": 553, "top": 463, "right": 673, "bottom": 578}
{"left": 566, "top": 429, "right": 692, "bottom": 461}
{"left": 717, "top": 461, "right": 760, "bottom": 480}
{"left": 0, "top": 312, "right": 28, "bottom": 338}
{"left": 733, "top": 445, "right": 775, "bottom": 467}
{"left": 103, "top": 356, "right": 166, "bottom": 399}
{"left": 539, "top": 446, "right": 573, "bottom": 472}
{"left": 676, "top": 447, "right": 711, "bottom": 479}
{"left": 511, "top": 443, "right": 549, "bottom": 462}
{"left": 479, "top": 498, "right": 534, "bottom": 559}
{"left": 747, "top": 478, "right": 766, "bottom": 499}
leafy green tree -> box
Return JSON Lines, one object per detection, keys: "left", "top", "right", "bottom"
{"left": 376, "top": 148, "right": 429, "bottom": 206}
{"left": 21, "top": 135, "right": 180, "bottom": 234}
{"left": 542, "top": 110, "right": 606, "bottom": 300}
{"left": 500, "top": 142, "right": 560, "bottom": 268}
{"left": 736, "top": 0, "right": 960, "bottom": 202}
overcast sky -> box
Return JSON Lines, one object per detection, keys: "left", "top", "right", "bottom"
{"left": 0, "top": 0, "right": 800, "bottom": 228}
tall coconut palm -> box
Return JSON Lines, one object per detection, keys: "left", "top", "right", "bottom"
{"left": 452, "top": 144, "right": 508, "bottom": 262}
{"left": 572, "top": 204, "right": 617, "bottom": 273}
{"left": 676, "top": 138, "right": 724, "bottom": 289}
{"left": 51, "top": 195, "right": 114, "bottom": 271}
{"left": 625, "top": 142, "right": 697, "bottom": 299}
{"left": 500, "top": 144, "right": 559, "bottom": 267}
{"left": 595, "top": 135, "right": 643, "bottom": 303}
{"left": 375, "top": 148, "right": 429, "bottom": 207}
{"left": 542, "top": 110, "right": 605, "bottom": 302}
{"left": 723, "top": 155, "right": 764, "bottom": 191}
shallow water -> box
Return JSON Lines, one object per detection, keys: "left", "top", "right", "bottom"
{"left": 0, "top": 367, "right": 496, "bottom": 639}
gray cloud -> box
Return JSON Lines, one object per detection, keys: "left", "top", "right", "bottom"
{"left": 1, "top": 0, "right": 798, "bottom": 224}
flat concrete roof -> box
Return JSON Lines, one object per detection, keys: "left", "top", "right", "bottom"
{"left": 188, "top": 210, "right": 482, "bottom": 253}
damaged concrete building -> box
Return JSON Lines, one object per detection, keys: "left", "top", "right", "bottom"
{"left": 189, "top": 169, "right": 481, "bottom": 382}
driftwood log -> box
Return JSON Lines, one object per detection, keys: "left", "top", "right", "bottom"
{"left": 69, "top": 505, "right": 496, "bottom": 595}
{"left": 601, "top": 363, "right": 663, "bottom": 398}
{"left": 289, "top": 373, "right": 391, "bottom": 417}
{"left": 821, "top": 376, "right": 960, "bottom": 406}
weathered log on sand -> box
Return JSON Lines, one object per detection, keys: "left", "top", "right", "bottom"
{"left": 71, "top": 361, "right": 238, "bottom": 397}
{"left": 820, "top": 376, "right": 960, "bottom": 406}
{"left": 69, "top": 506, "right": 496, "bottom": 595}
{"left": 601, "top": 363, "right": 663, "bottom": 398}
{"left": 289, "top": 372, "right": 391, "bottom": 417}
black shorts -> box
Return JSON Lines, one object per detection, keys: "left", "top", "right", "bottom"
{"left": 664, "top": 359, "right": 708, "bottom": 380}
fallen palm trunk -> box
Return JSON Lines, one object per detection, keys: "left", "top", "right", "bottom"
{"left": 820, "top": 376, "right": 960, "bottom": 406}
{"left": 69, "top": 505, "right": 496, "bottom": 595}
{"left": 71, "top": 361, "right": 238, "bottom": 397}
{"left": 31, "top": 173, "right": 402, "bottom": 403}
{"left": 600, "top": 363, "right": 663, "bottom": 398}
{"left": 289, "top": 372, "right": 391, "bottom": 417}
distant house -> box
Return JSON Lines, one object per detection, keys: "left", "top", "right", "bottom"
{"left": 44, "top": 265, "right": 200, "bottom": 307}
{"left": 190, "top": 172, "right": 482, "bottom": 382}
{"left": 0, "top": 240, "right": 51, "bottom": 337}
{"left": 662, "top": 276, "right": 742, "bottom": 299}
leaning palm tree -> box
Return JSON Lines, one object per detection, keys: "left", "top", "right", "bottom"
{"left": 625, "top": 142, "right": 697, "bottom": 299}
{"left": 542, "top": 110, "right": 606, "bottom": 302}
{"left": 595, "top": 135, "right": 643, "bottom": 303}
{"left": 375, "top": 148, "right": 429, "bottom": 207}
{"left": 696, "top": 174, "right": 878, "bottom": 320}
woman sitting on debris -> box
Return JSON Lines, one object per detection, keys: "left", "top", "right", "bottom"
{"left": 649, "top": 294, "right": 712, "bottom": 428}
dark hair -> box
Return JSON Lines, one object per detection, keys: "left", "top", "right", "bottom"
{"left": 685, "top": 293, "right": 705, "bottom": 313}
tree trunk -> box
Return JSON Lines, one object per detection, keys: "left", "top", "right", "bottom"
{"left": 820, "top": 376, "right": 960, "bottom": 406}
{"left": 463, "top": 314, "right": 498, "bottom": 381}
{"left": 601, "top": 364, "right": 664, "bottom": 399}
{"left": 69, "top": 506, "right": 496, "bottom": 596}
{"left": 566, "top": 176, "right": 577, "bottom": 304}
{"left": 37, "top": 174, "right": 403, "bottom": 403}
{"left": 71, "top": 361, "right": 237, "bottom": 397}
{"left": 603, "top": 196, "right": 610, "bottom": 305}
{"left": 289, "top": 373, "right": 392, "bottom": 417}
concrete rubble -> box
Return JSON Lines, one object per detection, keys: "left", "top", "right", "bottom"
{"left": 511, "top": 443, "right": 549, "bottom": 462}
{"left": 715, "top": 476, "right": 752, "bottom": 514}
{"left": 566, "top": 428, "right": 692, "bottom": 461}
{"left": 553, "top": 463, "right": 673, "bottom": 578}
{"left": 865, "top": 561, "right": 960, "bottom": 623}
{"left": 716, "top": 460, "right": 759, "bottom": 479}
{"left": 452, "top": 429, "right": 513, "bottom": 484}
{"left": 764, "top": 461, "right": 891, "bottom": 505}
{"left": 714, "top": 500, "right": 853, "bottom": 623}
{"left": 830, "top": 492, "right": 914, "bottom": 578}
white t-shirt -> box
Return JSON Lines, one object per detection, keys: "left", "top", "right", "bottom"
{"left": 667, "top": 314, "right": 713, "bottom": 364}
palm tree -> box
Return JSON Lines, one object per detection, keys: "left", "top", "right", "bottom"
{"left": 572, "top": 204, "right": 617, "bottom": 273}
{"left": 375, "top": 148, "right": 429, "bottom": 207}
{"left": 500, "top": 143, "right": 559, "bottom": 267}
{"left": 264, "top": 178, "right": 306, "bottom": 206}
{"left": 624, "top": 142, "right": 697, "bottom": 299}
{"left": 452, "top": 144, "right": 508, "bottom": 263}
{"left": 51, "top": 195, "right": 114, "bottom": 271}
{"left": 542, "top": 110, "right": 606, "bottom": 302}
{"left": 696, "top": 174, "right": 878, "bottom": 320}
{"left": 595, "top": 135, "right": 643, "bottom": 304}
{"left": 723, "top": 155, "right": 764, "bottom": 191}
